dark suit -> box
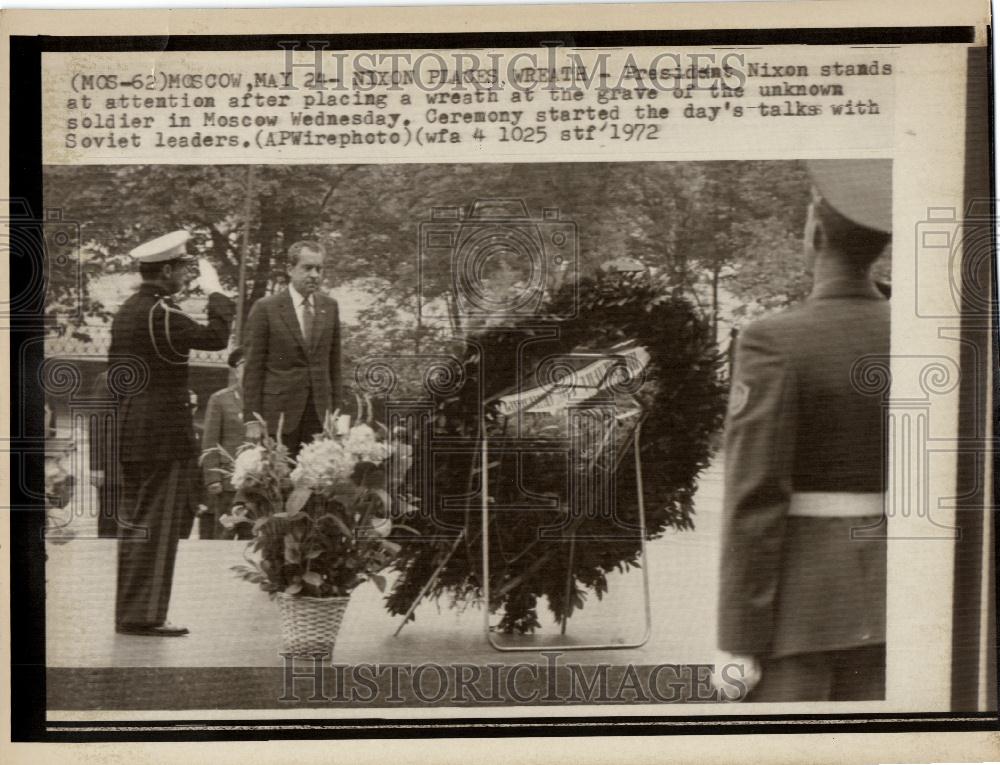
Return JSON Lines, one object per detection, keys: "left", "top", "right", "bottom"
{"left": 109, "top": 285, "right": 234, "bottom": 627}
{"left": 201, "top": 385, "right": 249, "bottom": 539}
{"left": 718, "top": 277, "right": 889, "bottom": 701}
{"left": 243, "top": 288, "right": 341, "bottom": 449}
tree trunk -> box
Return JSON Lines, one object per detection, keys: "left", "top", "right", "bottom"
{"left": 712, "top": 263, "right": 720, "bottom": 342}
{"left": 209, "top": 226, "right": 237, "bottom": 284}
{"left": 247, "top": 197, "right": 275, "bottom": 317}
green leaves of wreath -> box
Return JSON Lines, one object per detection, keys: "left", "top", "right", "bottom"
{"left": 385, "top": 275, "right": 728, "bottom": 633}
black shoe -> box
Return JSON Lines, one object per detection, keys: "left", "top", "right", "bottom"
{"left": 116, "top": 622, "right": 189, "bottom": 637}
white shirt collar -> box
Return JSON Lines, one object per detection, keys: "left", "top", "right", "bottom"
{"left": 288, "top": 283, "right": 312, "bottom": 308}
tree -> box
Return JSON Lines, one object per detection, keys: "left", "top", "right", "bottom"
{"left": 43, "top": 160, "right": 828, "bottom": 359}
{"left": 385, "top": 274, "right": 728, "bottom": 632}
{"left": 43, "top": 165, "right": 359, "bottom": 332}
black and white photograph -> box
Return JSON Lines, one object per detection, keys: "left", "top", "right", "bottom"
{"left": 37, "top": 155, "right": 892, "bottom": 709}
{"left": 29, "top": 158, "right": 925, "bottom": 708}
{"left": 3, "top": 1, "right": 996, "bottom": 762}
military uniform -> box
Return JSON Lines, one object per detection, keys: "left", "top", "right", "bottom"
{"left": 110, "top": 231, "right": 234, "bottom": 633}
{"left": 718, "top": 160, "right": 891, "bottom": 701}
{"left": 201, "top": 383, "right": 248, "bottom": 539}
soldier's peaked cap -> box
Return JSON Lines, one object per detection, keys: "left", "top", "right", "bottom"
{"left": 129, "top": 230, "right": 194, "bottom": 263}
{"left": 805, "top": 159, "right": 892, "bottom": 234}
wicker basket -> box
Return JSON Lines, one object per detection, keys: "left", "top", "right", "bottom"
{"left": 276, "top": 593, "right": 351, "bottom": 656}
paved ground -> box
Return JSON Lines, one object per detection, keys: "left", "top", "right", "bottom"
{"left": 47, "top": 470, "right": 723, "bottom": 667}
{"left": 44, "top": 430, "right": 725, "bottom": 707}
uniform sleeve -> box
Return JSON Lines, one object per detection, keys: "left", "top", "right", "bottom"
{"left": 329, "top": 300, "right": 342, "bottom": 412}
{"left": 202, "top": 391, "right": 223, "bottom": 486}
{"left": 155, "top": 293, "right": 235, "bottom": 356}
{"left": 242, "top": 300, "right": 267, "bottom": 423}
{"left": 717, "top": 321, "right": 797, "bottom": 657}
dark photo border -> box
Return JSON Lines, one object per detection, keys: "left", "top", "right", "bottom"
{"left": 9, "top": 25, "right": 996, "bottom": 743}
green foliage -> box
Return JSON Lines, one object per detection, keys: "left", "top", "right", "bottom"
{"left": 384, "top": 274, "right": 727, "bottom": 632}
{"left": 43, "top": 165, "right": 341, "bottom": 328}
{"left": 209, "top": 416, "right": 416, "bottom": 599}
{"left": 43, "top": 161, "right": 819, "bottom": 336}
{"left": 231, "top": 488, "right": 403, "bottom": 598}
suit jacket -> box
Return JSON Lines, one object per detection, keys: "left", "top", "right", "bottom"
{"left": 718, "top": 277, "right": 889, "bottom": 659}
{"left": 202, "top": 386, "right": 244, "bottom": 491}
{"left": 109, "top": 286, "right": 234, "bottom": 463}
{"left": 242, "top": 288, "right": 341, "bottom": 434}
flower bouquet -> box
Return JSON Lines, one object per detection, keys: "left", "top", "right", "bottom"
{"left": 44, "top": 401, "right": 77, "bottom": 545}
{"left": 206, "top": 406, "right": 417, "bottom": 655}
{"left": 44, "top": 439, "right": 77, "bottom": 544}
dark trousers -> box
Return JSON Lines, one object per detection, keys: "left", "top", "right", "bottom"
{"left": 200, "top": 490, "right": 252, "bottom": 540}
{"left": 96, "top": 480, "right": 120, "bottom": 538}
{"left": 749, "top": 644, "right": 886, "bottom": 702}
{"left": 281, "top": 393, "right": 324, "bottom": 457}
{"left": 116, "top": 459, "right": 197, "bottom": 627}
{"left": 197, "top": 496, "right": 220, "bottom": 540}
{"left": 177, "top": 502, "right": 197, "bottom": 540}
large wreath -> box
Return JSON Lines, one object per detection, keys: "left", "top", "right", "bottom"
{"left": 384, "top": 275, "right": 727, "bottom": 633}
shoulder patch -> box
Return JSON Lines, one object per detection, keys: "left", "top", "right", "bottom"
{"left": 728, "top": 380, "right": 750, "bottom": 417}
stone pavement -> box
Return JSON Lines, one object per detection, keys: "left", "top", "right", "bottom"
{"left": 45, "top": 429, "right": 726, "bottom": 709}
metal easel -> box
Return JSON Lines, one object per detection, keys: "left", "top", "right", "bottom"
{"left": 394, "top": 350, "right": 654, "bottom": 651}
{"left": 480, "top": 417, "right": 652, "bottom": 652}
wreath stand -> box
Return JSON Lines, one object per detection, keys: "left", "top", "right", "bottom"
{"left": 394, "top": 351, "right": 653, "bottom": 652}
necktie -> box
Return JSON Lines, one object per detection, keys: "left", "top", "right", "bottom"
{"left": 302, "top": 297, "right": 314, "bottom": 347}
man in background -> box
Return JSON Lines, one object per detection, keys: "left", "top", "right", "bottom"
{"left": 243, "top": 240, "right": 342, "bottom": 454}
{"left": 716, "top": 160, "right": 891, "bottom": 701}
{"left": 201, "top": 347, "right": 250, "bottom": 540}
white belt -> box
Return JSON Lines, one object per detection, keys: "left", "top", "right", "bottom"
{"left": 788, "top": 492, "right": 884, "bottom": 518}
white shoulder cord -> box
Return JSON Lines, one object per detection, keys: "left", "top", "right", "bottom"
{"left": 148, "top": 298, "right": 191, "bottom": 365}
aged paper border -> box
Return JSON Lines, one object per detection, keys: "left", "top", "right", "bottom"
{"left": 1, "top": 0, "right": 995, "bottom": 761}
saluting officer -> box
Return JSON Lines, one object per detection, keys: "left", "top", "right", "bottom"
{"left": 110, "top": 231, "right": 234, "bottom": 637}
{"left": 716, "top": 160, "right": 892, "bottom": 701}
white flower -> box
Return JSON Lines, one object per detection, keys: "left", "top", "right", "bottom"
{"left": 231, "top": 445, "right": 266, "bottom": 489}
{"left": 44, "top": 455, "right": 69, "bottom": 495}
{"left": 343, "top": 424, "right": 389, "bottom": 464}
{"left": 368, "top": 516, "right": 393, "bottom": 538}
{"left": 292, "top": 436, "right": 355, "bottom": 491}
{"left": 220, "top": 505, "right": 249, "bottom": 530}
